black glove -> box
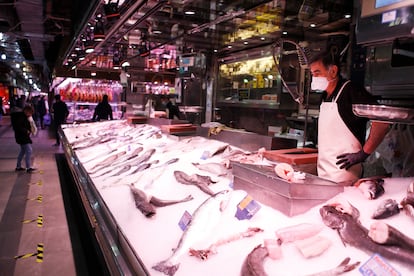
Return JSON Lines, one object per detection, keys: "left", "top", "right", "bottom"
{"left": 336, "top": 150, "right": 370, "bottom": 170}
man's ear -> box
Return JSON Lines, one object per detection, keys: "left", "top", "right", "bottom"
{"left": 329, "top": 65, "right": 338, "bottom": 78}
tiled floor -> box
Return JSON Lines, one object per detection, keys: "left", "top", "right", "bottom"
{"left": 0, "top": 116, "right": 79, "bottom": 276}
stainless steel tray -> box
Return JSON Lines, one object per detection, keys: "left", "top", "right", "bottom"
{"left": 353, "top": 104, "right": 414, "bottom": 124}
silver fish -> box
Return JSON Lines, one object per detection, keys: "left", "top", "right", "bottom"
{"left": 241, "top": 245, "right": 269, "bottom": 276}
{"left": 152, "top": 190, "right": 231, "bottom": 276}
{"left": 90, "top": 150, "right": 127, "bottom": 172}
{"left": 372, "top": 198, "right": 400, "bottom": 219}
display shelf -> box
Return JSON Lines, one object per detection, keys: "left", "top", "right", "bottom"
{"left": 59, "top": 121, "right": 414, "bottom": 276}
{"left": 61, "top": 128, "right": 149, "bottom": 275}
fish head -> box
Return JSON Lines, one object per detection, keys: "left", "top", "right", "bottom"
{"left": 214, "top": 190, "right": 231, "bottom": 211}
{"left": 319, "top": 205, "right": 347, "bottom": 230}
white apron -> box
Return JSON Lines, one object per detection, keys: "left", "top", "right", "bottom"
{"left": 317, "top": 80, "right": 362, "bottom": 183}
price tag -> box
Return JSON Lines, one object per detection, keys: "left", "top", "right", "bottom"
{"left": 359, "top": 254, "right": 400, "bottom": 276}
{"left": 235, "top": 194, "right": 261, "bottom": 220}
{"left": 178, "top": 210, "right": 192, "bottom": 231}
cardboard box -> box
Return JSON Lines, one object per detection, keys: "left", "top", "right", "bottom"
{"left": 232, "top": 162, "right": 345, "bottom": 216}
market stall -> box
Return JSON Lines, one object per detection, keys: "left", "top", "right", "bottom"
{"left": 60, "top": 120, "right": 414, "bottom": 276}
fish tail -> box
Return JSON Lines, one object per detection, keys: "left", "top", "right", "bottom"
{"left": 152, "top": 260, "right": 179, "bottom": 276}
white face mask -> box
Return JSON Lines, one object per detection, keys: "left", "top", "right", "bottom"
{"left": 311, "top": 76, "right": 329, "bottom": 91}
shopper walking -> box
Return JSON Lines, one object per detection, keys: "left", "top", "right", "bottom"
{"left": 51, "top": 94, "right": 69, "bottom": 146}
{"left": 92, "top": 94, "right": 113, "bottom": 121}
{"left": 0, "top": 97, "right": 4, "bottom": 125}
{"left": 37, "top": 95, "right": 48, "bottom": 129}
{"left": 11, "top": 105, "right": 37, "bottom": 173}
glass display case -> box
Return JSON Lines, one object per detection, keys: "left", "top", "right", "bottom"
{"left": 217, "top": 54, "right": 281, "bottom": 109}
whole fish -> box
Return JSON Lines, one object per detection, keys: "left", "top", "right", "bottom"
{"left": 192, "top": 162, "right": 229, "bottom": 176}
{"left": 173, "top": 170, "right": 216, "bottom": 196}
{"left": 320, "top": 205, "right": 414, "bottom": 266}
{"left": 89, "top": 150, "right": 127, "bottom": 172}
{"left": 240, "top": 245, "right": 269, "bottom": 276}
{"left": 129, "top": 184, "right": 193, "bottom": 218}
{"left": 134, "top": 148, "right": 156, "bottom": 165}
{"left": 111, "top": 146, "right": 144, "bottom": 166}
{"left": 372, "top": 198, "right": 400, "bottom": 219}
{"left": 130, "top": 184, "right": 156, "bottom": 217}
{"left": 152, "top": 190, "right": 231, "bottom": 276}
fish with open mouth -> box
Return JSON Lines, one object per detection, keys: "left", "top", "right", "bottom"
{"left": 129, "top": 184, "right": 193, "bottom": 218}
{"left": 173, "top": 170, "right": 217, "bottom": 196}
{"left": 152, "top": 190, "right": 231, "bottom": 276}
{"left": 320, "top": 204, "right": 414, "bottom": 267}
{"left": 353, "top": 177, "right": 385, "bottom": 200}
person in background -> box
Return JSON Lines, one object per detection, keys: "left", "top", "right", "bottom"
{"left": 161, "top": 95, "right": 180, "bottom": 120}
{"left": 309, "top": 50, "right": 389, "bottom": 183}
{"left": 37, "top": 95, "right": 48, "bottom": 129}
{"left": 11, "top": 105, "right": 37, "bottom": 173}
{"left": 0, "top": 97, "right": 4, "bottom": 125}
{"left": 51, "top": 94, "right": 69, "bottom": 146}
{"left": 92, "top": 94, "right": 113, "bottom": 121}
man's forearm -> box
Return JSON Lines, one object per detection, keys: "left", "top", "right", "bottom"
{"left": 363, "top": 122, "right": 390, "bottom": 154}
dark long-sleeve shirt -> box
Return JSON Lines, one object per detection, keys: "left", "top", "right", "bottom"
{"left": 93, "top": 102, "right": 113, "bottom": 121}
{"left": 11, "top": 111, "right": 32, "bottom": 145}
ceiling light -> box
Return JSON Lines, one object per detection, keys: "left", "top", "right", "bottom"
{"left": 227, "top": 45, "right": 232, "bottom": 49}
{"left": 282, "top": 31, "right": 287, "bottom": 35}
{"left": 344, "top": 14, "right": 351, "bottom": 19}
{"left": 91, "top": 72, "right": 97, "bottom": 76}
{"left": 185, "top": 11, "right": 195, "bottom": 15}
{"left": 16, "top": 63, "right": 20, "bottom": 69}
{"left": 243, "top": 41, "right": 249, "bottom": 45}
{"left": 1, "top": 53, "right": 6, "bottom": 60}
{"left": 121, "top": 61, "right": 130, "bottom": 67}
{"left": 260, "top": 37, "right": 265, "bottom": 41}
{"left": 94, "top": 18, "right": 106, "bottom": 42}
{"left": 310, "top": 23, "right": 316, "bottom": 28}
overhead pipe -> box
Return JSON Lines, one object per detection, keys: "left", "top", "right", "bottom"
{"left": 65, "top": 0, "right": 149, "bottom": 68}
{"left": 60, "top": 0, "right": 101, "bottom": 66}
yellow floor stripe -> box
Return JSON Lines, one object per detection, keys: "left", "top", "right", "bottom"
{"left": 14, "top": 243, "right": 44, "bottom": 262}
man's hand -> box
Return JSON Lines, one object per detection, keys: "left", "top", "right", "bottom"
{"left": 336, "top": 150, "right": 370, "bottom": 170}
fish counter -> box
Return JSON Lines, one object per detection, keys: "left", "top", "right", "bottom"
{"left": 60, "top": 120, "right": 414, "bottom": 276}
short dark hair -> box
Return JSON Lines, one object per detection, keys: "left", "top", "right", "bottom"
{"left": 309, "top": 51, "right": 340, "bottom": 70}
{"left": 54, "top": 94, "right": 61, "bottom": 101}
